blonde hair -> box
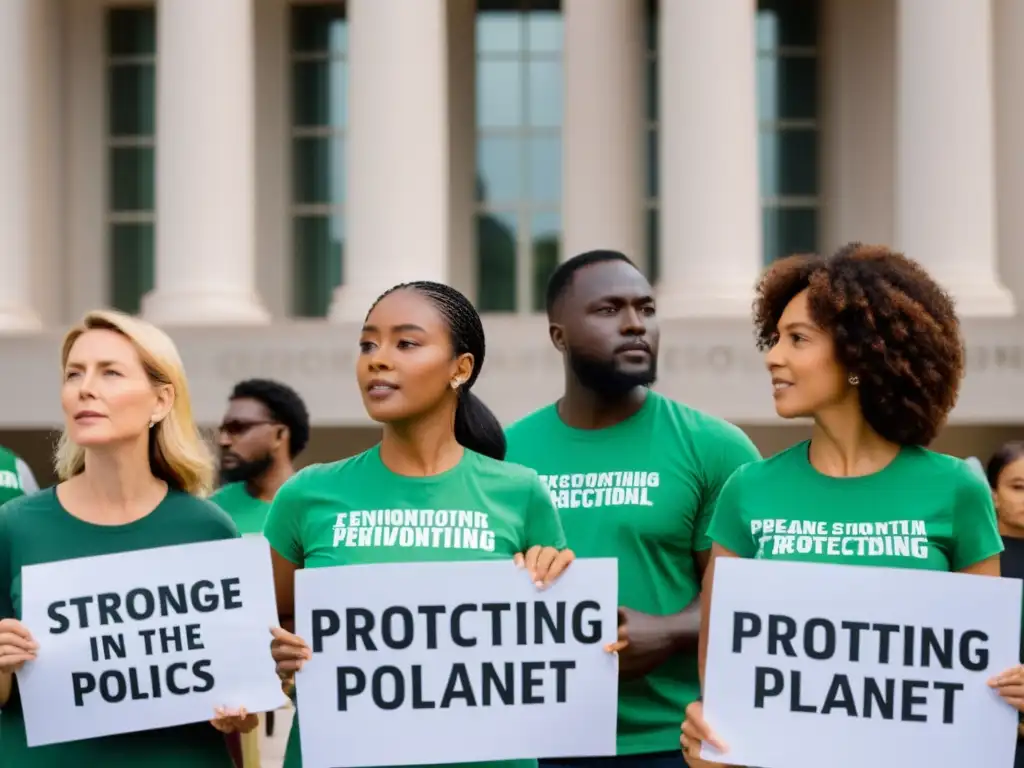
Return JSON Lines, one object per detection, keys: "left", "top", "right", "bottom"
{"left": 54, "top": 309, "right": 215, "bottom": 497}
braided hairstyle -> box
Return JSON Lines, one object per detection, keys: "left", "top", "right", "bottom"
{"left": 366, "top": 281, "right": 507, "bottom": 461}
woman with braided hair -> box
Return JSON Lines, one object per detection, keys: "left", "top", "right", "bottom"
{"left": 263, "top": 281, "right": 575, "bottom": 768}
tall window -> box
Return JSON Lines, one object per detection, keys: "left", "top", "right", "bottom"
{"left": 757, "top": 0, "right": 819, "bottom": 263}
{"left": 107, "top": 8, "right": 156, "bottom": 315}
{"left": 646, "top": 0, "right": 820, "bottom": 267}
{"left": 290, "top": 3, "right": 348, "bottom": 318}
{"left": 475, "top": 0, "right": 562, "bottom": 314}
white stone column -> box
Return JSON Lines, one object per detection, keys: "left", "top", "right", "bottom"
{"left": 562, "top": 0, "right": 645, "bottom": 268}
{"left": 329, "top": 0, "right": 450, "bottom": 321}
{"left": 0, "top": 0, "right": 43, "bottom": 333}
{"left": 143, "top": 0, "right": 269, "bottom": 325}
{"left": 896, "top": 0, "right": 1015, "bottom": 316}
{"left": 657, "top": 1, "right": 761, "bottom": 317}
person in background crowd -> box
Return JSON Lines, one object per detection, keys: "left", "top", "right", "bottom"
{"left": 264, "top": 281, "right": 575, "bottom": 768}
{"left": 0, "top": 445, "right": 39, "bottom": 506}
{"left": 505, "top": 251, "right": 760, "bottom": 768}
{"left": 680, "top": 244, "right": 1011, "bottom": 764}
{"left": 985, "top": 441, "right": 1024, "bottom": 767}
{"left": 210, "top": 378, "right": 309, "bottom": 766}
{"left": 213, "top": 378, "right": 310, "bottom": 535}
{"left": 0, "top": 309, "right": 255, "bottom": 767}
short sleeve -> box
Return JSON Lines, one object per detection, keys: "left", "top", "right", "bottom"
{"left": 705, "top": 466, "right": 759, "bottom": 558}
{"left": 951, "top": 466, "right": 1004, "bottom": 571}
{"left": 0, "top": 509, "right": 12, "bottom": 619}
{"left": 263, "top": 473, "right": 307, "bottom": 565}
{"left": 523, "top": 473, "right": 567, "bottom": 550}
{"left": 15, "top": 459, "right": 38, "bottom": 494}
{"left": 694, "top": 426, "right": 762, "bottom": 551}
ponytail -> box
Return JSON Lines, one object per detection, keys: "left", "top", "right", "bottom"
{"left": 454, "top": 390, "right": 507, "bottom": 461}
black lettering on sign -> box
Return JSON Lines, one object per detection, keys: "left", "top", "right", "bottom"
{"left": 736, "top": 613, "right": 989, "bottom": 725}
{"left": 311, "top": 600, "right": 606, "bottom": 653}
{"left": 70, "top": 660, "right": 216, "bottom": 707}
{"left": 334, "top": 661, "right": 583, "bottom": 711}
{"left": 48, "top": 579, "right": 245, "bottom": 633}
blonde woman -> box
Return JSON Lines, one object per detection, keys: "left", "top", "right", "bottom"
{"left": 0, "top": 310, "right": 256, "bottom": 767}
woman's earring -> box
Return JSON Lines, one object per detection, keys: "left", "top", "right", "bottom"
{"left": 848, "top": 375, "right": 860, "bottom": 386}
{"left": 450, "top": 379, "right": 462, "bottom": 391}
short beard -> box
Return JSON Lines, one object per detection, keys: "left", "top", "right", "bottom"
{"left": 567, "top": 348, "right": 657, "bottom": 399}
{"left": 219, "top": 453, "right": 274, "bottom": 486}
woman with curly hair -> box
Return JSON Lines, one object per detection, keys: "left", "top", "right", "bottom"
{"left": 679, "top": 243, "right": 1013, "bottom": 764}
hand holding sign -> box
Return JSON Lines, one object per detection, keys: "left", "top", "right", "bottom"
{"left": 513, "top": 545, "right": 575, "bottom": 588}
{"left": 606, "top": 607, "right": 693, "bottom": 679}
{"left": 210, "top": 705, "right": 259, "bottom": 734}
{"left": 989, "top": 664, "right": 1024, "bottom": 712}
{"left": 0, "top": 618, "right": 38, "bottom": 672}
{"left": 270, "top": 626, "right": 311, "bottom": 695}
{"left": 680, "top": 701, "right": 729, "bottom": 766}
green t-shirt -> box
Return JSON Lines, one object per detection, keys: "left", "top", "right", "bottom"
{"left": 0, "top": 486, "right": 241, "bottom": 768}
{"left": 0, "top": 447, "right": 31, "bottom": 507}
{"left": 503, "top": 391, "right": 762, "bottom": 755}
{"left": 707, "top": 441, "right": 1004, "bottom": 571}
{"left": 262, "top": 445, "right": 567, "bottom": 768}
{"left": 209, "top": 482, "right": 272, "bottom": 536}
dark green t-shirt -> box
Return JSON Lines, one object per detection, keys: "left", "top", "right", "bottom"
{"left": 504, "top": 392, "right": 761, "bottom": 755}
{"left": 0, "top": 486, "right": 241, "bottom": 768}
{"left": 262, "top": 445, "right": 567, "bottom": 768}
{"left": 209, "top": 482, "right": 272, "bottom": 536}
{"left": 708, "top": 441, "right": 1004, "bottom": 570}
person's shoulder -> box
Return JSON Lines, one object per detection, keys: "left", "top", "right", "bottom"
{"left": 505, "top": 403, "right": 559, "bottom": 440}
{"left": 467, "top": 450, "right": 543, "bottom": 486}
{"left": 654, "top": 394, "right": 755, "bottom": 447}
{"left": 727, "top": 442, "right": 806, "bottom": 483}
{"left": 279, "top": 451, "right": 371, "bottom": 494}
{"left": 0, "top": 487, "right": 58, "bottom": 522}
{"left": 164, "top": 491, "right": 240, "bottom": 539}
{"left": 208, "top": 482, "right": 238, "bottom": 501}
{"left": 904, "top": 447, "right": 990, "bottom": 492}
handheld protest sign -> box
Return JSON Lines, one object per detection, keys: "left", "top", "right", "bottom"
{"left": 17, "top": 537, "right": 288, "bottom": 746}
{"left": 701, "top": 558, "right": 1022, "bottom": 768}
{"left": 294, "top": 558, "right": 619, "bottom": 768}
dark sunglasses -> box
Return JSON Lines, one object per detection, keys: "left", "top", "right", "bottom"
{"left": 217, "top": 419, "right": 277, "bottom": 437}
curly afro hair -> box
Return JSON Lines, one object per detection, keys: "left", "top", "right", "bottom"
{"left": 753, "top": 243, "right": 965, "bottom": 447}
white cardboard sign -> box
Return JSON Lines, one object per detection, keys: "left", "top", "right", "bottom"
{"left": 17, "top": 536, "right": 288, "bottom": 746}
{"left": 702, "top": 557, "right": 1022, "bottom": 768}
{"left": 294, "top": 558, "right": 620, "bottom": 768}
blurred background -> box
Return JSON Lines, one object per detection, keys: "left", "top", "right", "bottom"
{"left": 2, "top": 0, "right": 1023, "bottom": 484}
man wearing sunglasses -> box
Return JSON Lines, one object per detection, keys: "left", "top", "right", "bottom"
{"left": 211, "top": 378, "right": 310, "bottom": 766}
{"left": 211, "top": 378, "right": 310, "bottom": 536}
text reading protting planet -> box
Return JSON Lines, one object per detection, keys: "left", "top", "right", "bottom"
{"left": 731, "top": 611, "right": 989, "bottom": 724}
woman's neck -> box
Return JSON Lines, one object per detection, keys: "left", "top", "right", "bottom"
{"left": 67, "top": 441, "right": 167, "bottom": 523}
{"left": 810, "top": 407, "right": 900, "bottom": 478}
{"left": 380, "top": 409, "right": 463, "bottom": 477}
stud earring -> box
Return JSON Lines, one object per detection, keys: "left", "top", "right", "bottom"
{"left": 451, "top": 379, "right": 462, "bottom": 390}
{"left": 848, "top": 375, "right": 860, "bottom": 386}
